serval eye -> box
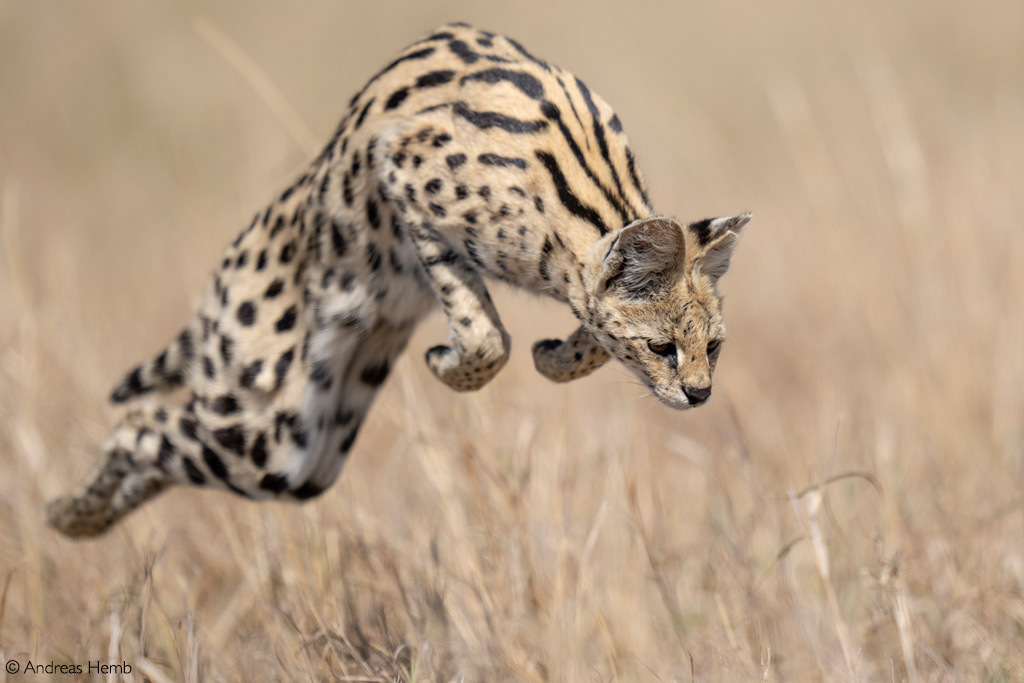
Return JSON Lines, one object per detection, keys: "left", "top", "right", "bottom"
{"left": 707, "top": 339, "right": 722, "bottom": 355}
{"left": 647, "top": 340, "right": 675, "bottom": 356}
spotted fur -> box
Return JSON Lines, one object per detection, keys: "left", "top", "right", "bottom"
{"left": 47, "top": 23, "right": 750, "bottom": 537}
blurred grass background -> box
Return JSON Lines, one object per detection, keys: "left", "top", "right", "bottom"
{"left": 1, "top": 0, "right": 1022, "bottom": 680}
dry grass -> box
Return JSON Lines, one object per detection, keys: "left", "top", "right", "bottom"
{"left": 2, "top": 1, "right": 1023, "bottom": 680}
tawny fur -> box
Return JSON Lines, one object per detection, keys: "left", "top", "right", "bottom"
{"left": 47, "top": 23, "right": 750, "bottom": 537}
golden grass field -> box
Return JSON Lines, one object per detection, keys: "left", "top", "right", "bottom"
{"left": 2, "top": 1, "right": 1022, "bottom": 680}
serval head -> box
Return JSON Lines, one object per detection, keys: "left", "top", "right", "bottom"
{"left": 581, "top": 213, "right": 751, "bottom": 409}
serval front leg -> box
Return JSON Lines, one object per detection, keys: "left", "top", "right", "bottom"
{"left": 533, "top": 325, "right": 610, "bottom": 382}
{"left": 403, "top": 217, "right": 511, "bottom": 391}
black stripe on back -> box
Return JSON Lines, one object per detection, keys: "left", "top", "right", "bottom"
{"left": 625, "top": 147, "right": 652, "bottom": 209}
{"left": 348, "top": 46, "right": 436, "bottom": 108}
{"left": 448, "top": 40, "right": 480, "bottom": 64}
{"left": 540, "top": 100, "right": 631, "bottom": 224}
{"left": 416, "top": 69, "right": 457, "bottom": 88}
{"left": 453, "top": 101, "right": 548, "bottom": 134}
{"left": 461, "top": 68, "right": 545, "bottom": 99}
{"left": 417, "top": 31, "right": 456, "bottom": 43}
{"left": 385, "top": 87, "right": 409, "bottom": 110}
{"left": 575, "top": 77, "right": 636, "bottom": 220}
{"left": 354, "top": 97, "right": 375, "bottom": 129}
{"left": 506, "top": 37, "right": 551, "bottom": 71}
{"left": 478, "top": 153, "right": 528, "bottom": 169}
{"left": 535, "top": 150, "right": 607, "bottom": 234}
{"left": 555, "top": 75, "right": 589, "bottom": 146}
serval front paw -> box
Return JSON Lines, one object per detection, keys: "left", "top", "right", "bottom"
{"left": 425, "top": 329, "right": 510, "bottom": 391}
{"left": 532, "top": 334, "right": 609, "bottom": 383}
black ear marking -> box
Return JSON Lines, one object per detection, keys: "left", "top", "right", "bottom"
{"left": 689, "top": 218, "right": 714, "bottom": 246}
{"left": 691, "top": 213, "right": 752, "bottom": 282}
{"left": 688, "top": 213, "right": 752, "bottom": 248}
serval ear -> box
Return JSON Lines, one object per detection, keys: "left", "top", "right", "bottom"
{"left": 688, "top": 213, "right": 752, "bottom": 283}
{"left": 598, "top": 217, "right": 685, "bottom": 297}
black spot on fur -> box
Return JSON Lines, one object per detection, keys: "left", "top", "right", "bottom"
{"left": 270, "top": 215, "right": 286, "bottom": 239}
{"left": 154, "top": 351, "right": 168, "bottom": 375}
{"left": 340, "top": 426, "right": 360, "bottom": 453}
{"left": 366, "top": 198, "right": 381, "bottom": 228}
{"left": 331, "top": 220, "right": 347, "bottom": 256}
{"left": 250, "top": 432, "right": 268, "bottom": 468}
{"left": 417, "top": 69, "right": 456, "bottom": 88}
{"left": 365, "top": 243, "right": 382, "bottom": 271}
{"left": 360, "top": 361, "right": 390, "bottom": 387}
{"left": 385, "top": 87, "right": 409, "bottom": 111}
{"left": 212, "top": 394, "right": 240, "bottom": 415}
{"left": 237, "top": 301, "right": 257, "bottom": 326}
{"left": 273, "top": 411, "right": 289, "bottom": 443}
{"left": 274, "top": 348, "right": 295, "bottom": 389}
{"left": 389, "top": 248, "right": 403, "bottom": 274}
{"left": 538, "top": 237, "right": 554, "bottom": 281}
{"left": 536, "top": 339, "right": 562, "bottom": 352}
{"left": 279, "top": 240, "right": 297, "bottom": 264}
{"left": 179, "top": 329, "right": 194, "bottom": 360}
{"left": 157, "top": 434, "right": 175, "bottom": 466}
{"left": 264, "top": 278, "right": 284, "bottom": 299}
{"left": 213, "top": 424, "right": 246, "bottom": 455}
{"left": 182, "top": 457, "right": 206, "bottom": 484}
{"left": 424, "top": 250, "right": 460, "bottom": 268}
{"left": 310, "top": 360, "right": 333, "bottom": 389}
{"left": 240, "top": 360, "right": 263, "bottom": 388}
{"left": 220, "top": 335, "right": 234, "bottom": 364}
{"left": 179, "top": 416, "right": 199, "bottom": 441}
{"left": 291, "top": 481, "right": 327, "bottom": 499}
{"left": 290, "top": 422, "right": 308, "bottom": 448}
{"left": 342, "top": 172, "right": 353, "bottom": 206}
{"left": 121, "top": 367, "right": 145, "bottom": 400}
{"left": 449, "top": 40, "right": 480, "bottom": 64}
{"left": 259, "top": 472, "right": 290, "bottom": 493}
{"left": 446, "top": 153, "right": 467, "bottom": 170}
{"left": 202, "top": 445, "right": 228, "bottom": 479}
{"left": 275, "top": 305, "right": 298, "bottom": 333}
